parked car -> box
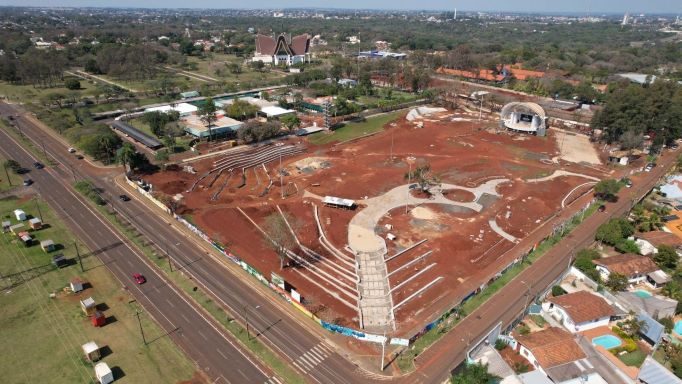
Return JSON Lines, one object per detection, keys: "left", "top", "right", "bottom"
{"left": 132, "top": 273, "right": 146, "bottom": 285}
{"left": 119, "top": 194, "right": 130, "bottom": 202}
{"left": 33, "top": 162, "right": 43, "bottom": 169}
{"left": 68, "top": 148, "right": 76, "bottom": 153}
{"left": 598, "top": 205, "right": 606, "bottom": 212}
{"left": 76, "top": 155, "right": 84, "bottom": 160}
{"left": 23, "top": 179, "right": 33, "bottom": 186}
{"left": 645, "top": 163, "right": 654, "bottom": 172}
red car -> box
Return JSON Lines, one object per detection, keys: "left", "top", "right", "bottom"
{"left": 132, "top": 273, "right": 146, "bottom": 284}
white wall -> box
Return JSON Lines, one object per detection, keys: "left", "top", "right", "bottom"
{"left": 518, "top": 344, "right": 545, "bottom": 374}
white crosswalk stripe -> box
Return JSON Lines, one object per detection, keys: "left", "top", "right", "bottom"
{"left": 264, "top": 377, "right": 283, "bottom": 384}
{"left": 293, "top": 342, "right": 331, "bottom": 372}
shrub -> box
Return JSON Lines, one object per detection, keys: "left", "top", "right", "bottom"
{"left": 615, "top": 239, "right": 640, "bottom": 254}
{"left": 73, "top": 180, "right": 106, "bottom": 206}
{"left": 531, "top": 315, "right": 547, "bottom": 327}
{"left": 552, "top": 285, "right": 567, "bottom": 297}
{"left": 518, "top": 324, "right": 530, "bottom": 335}
{"left": 65, "top": 78, "right": 81, "bottom": 90}
{"left": 660, "top": 317, "right": 674, "bottom": 333}
{"left": 494, "top": 339, "right": 508, "bottom": 351}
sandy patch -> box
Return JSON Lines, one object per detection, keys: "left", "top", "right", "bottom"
{"left": 410, "top": 206, "right": 439, "bottom": 220}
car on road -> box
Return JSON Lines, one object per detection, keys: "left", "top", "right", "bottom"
{"left": 622, "top": 177, "right": 633, "bottom": 188}
{"left": 16, "top": 167, "right": 29, "bottom": 174}
{"left": 68, "top": 148, "right": 76, "bottom": 153}
{"left": 132, "top": 273, "right": 146, "bottom": 284}
{"left": 598, "top": 205, "right": 606, "bottom": 212}
{"left": 645, "top": 163, "right": 655, "bottom": 172}
{"left": 76, "top": 154, "right": 84, "bottom": 160}
{"left": 33, "top": 162, "right": 43, "bottom": 169}
{"left": 119, "top": 194, "right": 130, "bottom": 202}
{"left": 671, "top": 144, "right": 679, "bottom": 150}
{"left": 23, "top": 179, "right": 33, "bottom": 186}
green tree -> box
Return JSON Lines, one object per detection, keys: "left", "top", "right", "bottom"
{"left": 596, "top": 218, "right": 634, "bottom": 246}
{"left": 280, "top": 114, "right": 301, "bottom": 132}
{"left": 199, "top": 97, "right": 218, "bottom": 140}
{"left": 405, "top": 162, "right": 440, "bottom": 193}
{"left": 116, "top": 142, "right": 137, "bottom": 173}
{"left": 594, "top": 179, "right": 621, "bottom": 201}
{"left": 64, "top": 78, "right": 81, "bottom": 90}
{"left": 226, "top": 99, "right": 259, "bottom": 120}
{"left": 3, "top": 159, "right": 21, "bottom": 173}
{"left": 655, "top": 245, "right": 679, "bottom": 270}
{"left": 621, "top": 315, "right": 648, "bottom": 339}
{"left": 451, "top": 362, "right": 500, "bottom": 384}
{"left": 605, "top": 272, "right": 629, "bottom": 291}
{"left": 615, "top": 239, "right": 640, "bottom": 254}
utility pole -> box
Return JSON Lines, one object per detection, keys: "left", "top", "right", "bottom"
{"left": 166, "top": 245, "right": 173, "bottom": 272}
{"left": 279, "top": 155, "right": 284, "bottom": 199}
{"left": 34, "top": 197, "right": 43, "bottom": 222}
{"left": 3, "top": 162, "right": 11, "bottom": 186}
{"left": 135, "top": 310, "right": 147, "bottom": 345}
{"left": 39, "top": 138, "right": 48, "bottom": 161}
{"left": 75, "top": 241, "right": 84, "bottom": 272}
{"left": 244, "top": 304, "right": 251, "bottom": 340}
{"left": 380, "top": 330, "right": 387, "bottom": 371}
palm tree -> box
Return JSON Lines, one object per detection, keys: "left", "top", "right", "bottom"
{"left": 116, "top": 142, "right": 137, "bottom": 174}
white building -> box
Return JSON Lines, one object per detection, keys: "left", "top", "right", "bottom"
{"left": 543, "top": 291, "right": 614, "bottom": 333}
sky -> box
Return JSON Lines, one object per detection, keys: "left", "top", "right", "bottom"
{"left": 0, "top": 0, "right": 680, "bottom": 14}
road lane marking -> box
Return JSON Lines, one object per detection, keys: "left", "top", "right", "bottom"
{"left": 181, "top": 313, "right": 190, "bottom": 322}
{"left": 197, "top": 330, "right": 208, "bottom": 340}
{"left": 165, "top": 298, "right": 175, "bottom": 308}
{"left": 216, "top": 348, "right": 228, "bottom": 360}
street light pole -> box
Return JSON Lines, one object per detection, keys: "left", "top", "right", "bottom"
{"left": 244, "top": 304, "right": 251, "bottom": 340}
{"left": 34, "top": 197, "right": 43, "bottom": 222}
{"left": 75, "top": 241, "right": 84, "bottom": 272}
{"left": 135, "top": 310, "right": 147, "bottom": 345}
{"left": 3, "top": 162, "right": 11, "bottom": 186}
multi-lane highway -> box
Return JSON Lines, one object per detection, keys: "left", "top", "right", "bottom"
{"left": 1, "top": 100, "right": 678, "bottom": 384}
{"left": 0, "top": 113, "right": 278, "bottom": 384}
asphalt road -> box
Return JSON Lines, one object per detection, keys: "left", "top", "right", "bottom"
{"left": 0, "top": 114, "right": 277, "bottom": 384}
{"left": 1, "top": 100, "right": 677, "bottom": 384}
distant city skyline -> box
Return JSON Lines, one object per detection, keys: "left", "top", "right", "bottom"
{"left": 0, "top": 1, "right": 680, "bottom": 14}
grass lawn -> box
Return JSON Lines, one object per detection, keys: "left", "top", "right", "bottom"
{"left": 307, "top": 111, "right": 404, "bottom": 146}
{"left": 183, "top": 54, "right": 285, "bottom": 84}
{"left": 0, "top": 77, "right": 96, "bottom": 104}
{"left": 0, "top": 195, "right": 197, "bottom": 384}
{"left": 619, "top": 348, "right": 647, "bottom": 367}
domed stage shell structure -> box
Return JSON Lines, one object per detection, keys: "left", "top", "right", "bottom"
{"left": 500, "top": 102, "right": 548, "bottom": 136}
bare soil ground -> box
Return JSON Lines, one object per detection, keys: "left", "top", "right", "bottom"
{"left": 144, "top": 107, "right": 611, "bottom": 335}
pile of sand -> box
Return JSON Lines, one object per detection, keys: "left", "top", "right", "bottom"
{"left": 410, "top": 206, "right": 438, "bottom": 220}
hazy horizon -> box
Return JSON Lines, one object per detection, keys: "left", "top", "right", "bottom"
{"left": 0, "top": 1, "right": 680, "bottom": 15}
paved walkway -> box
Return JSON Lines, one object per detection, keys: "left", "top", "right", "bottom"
{"left": 346, "top": 178, "right": 508, "bottom": 331}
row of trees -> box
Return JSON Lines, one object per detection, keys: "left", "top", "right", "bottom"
{"left": 0, "top": 48, "right": 67, "bottom": 87}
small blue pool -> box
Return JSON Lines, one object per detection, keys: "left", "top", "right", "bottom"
{"left": 592, "top": 335, "right": 622, "bottom": 350}
{"left": 634, "top": 290, "right": 652, "bottom": 298}
{"left": 674, "top": 321, "right": 682, "bottom": 335}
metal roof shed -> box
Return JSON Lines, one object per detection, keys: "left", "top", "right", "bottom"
{"left": 81, "top": 297, "right": 96, "bottom": 315}
{"left": 95, "top": 362, "right": 114, "bottom": 384}
{"left": 40, "top": 239, "right": 55, "bottom": 252}
{"left": 14, "top": 209, "right": 26, "bottom": 221}
{"left": 323, "top": 196, "right": 355, "bottom": 209}
{"left": 110, "top": 121, "right": 163, "bottom": 150}
{"left": 638, "top": 356, "right": 682, "bottom": 384}
{"left": 29, "top": 217, "right": 42, "bottom": 229}
{"left": 260, "top": 106, "right": 296, "bottom": 118}
{"left": 82, "top": 341, "right": 101, "bottom": 361}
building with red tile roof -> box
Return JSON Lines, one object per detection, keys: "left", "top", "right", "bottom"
{"left": 516, "top": 327, "right": 586, "bottom": 373}
{"left": 544, "top": 291, "right": 615, "bottom": 333}
{"left": 593, "top": 254, "right": 660, "bottom": 285}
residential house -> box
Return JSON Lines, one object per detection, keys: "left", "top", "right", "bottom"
{"left": 543, "top": 291, "right": 615, "bottom": 333}
{"left": 635, "top": 231, "right": 682, "bottom": 256}
{"left": 252, "top": 33, "right": 311, "bottom": 66}
{"left": 592, "top": 254, "right": 662, "bottom": 287}
{"left": 515, "top": 327, "right": 586, "bottom": 375}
